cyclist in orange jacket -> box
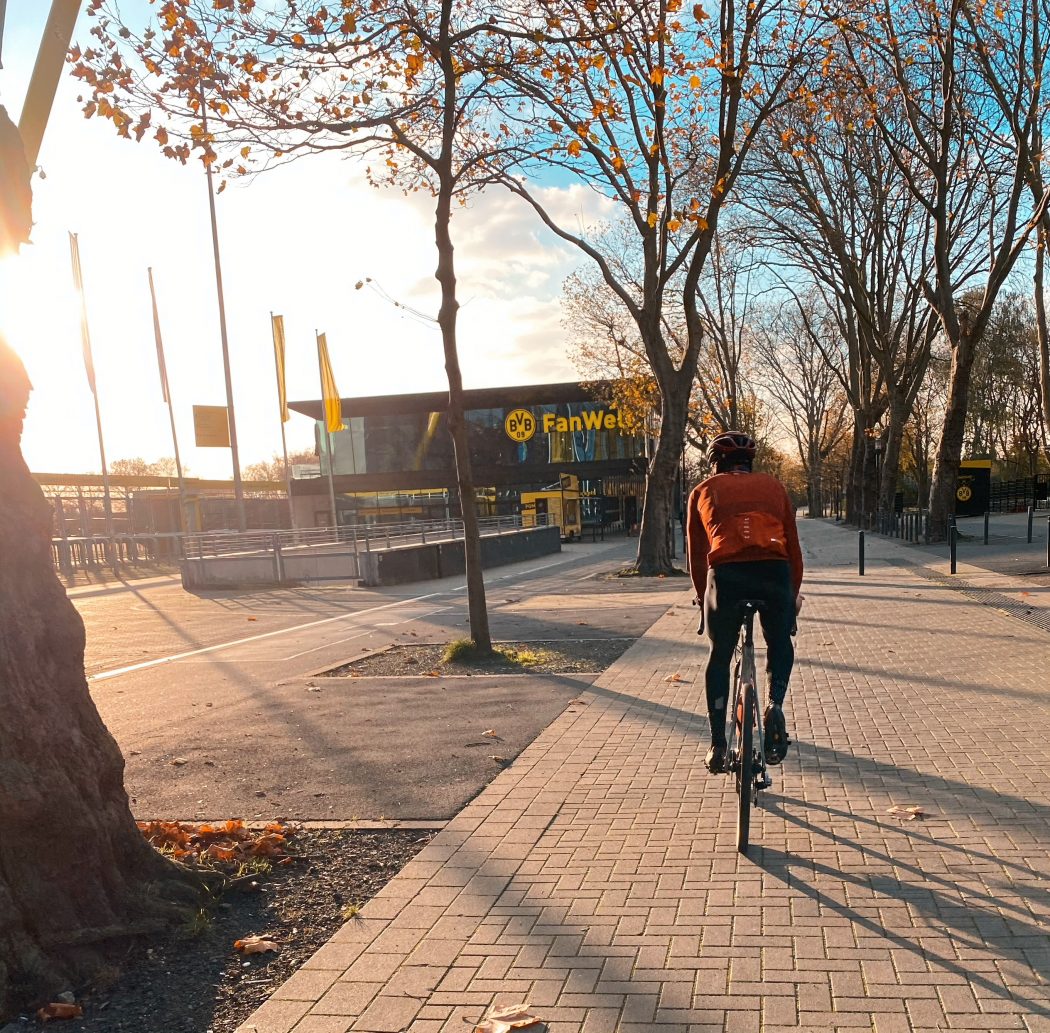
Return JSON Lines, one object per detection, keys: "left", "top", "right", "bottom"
{"left": 686, "top": 431, "right": 804, "bottom": 774}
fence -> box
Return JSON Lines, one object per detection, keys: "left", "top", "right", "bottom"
{"left": 179, "top": 515, "right": 558, "bottom": 589}
{"left": 50, "top": 532, "right": 185, "bottom": 577}
{"left": 50, "top": 515, "right": 549, "bottom": 581}
{"left": 989, "top": 476, "right": 1049, "bottom": 513}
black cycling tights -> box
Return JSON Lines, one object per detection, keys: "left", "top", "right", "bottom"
{"left": 703, "top": 559, "right": 795, "bottom": 746}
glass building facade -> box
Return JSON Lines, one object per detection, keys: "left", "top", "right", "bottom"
{"left": 317, "top": 401, "right": 645, "bottom": 477}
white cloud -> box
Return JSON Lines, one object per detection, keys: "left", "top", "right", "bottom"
{"left": 2, "top": 9, "right": 617, "bottom": 477}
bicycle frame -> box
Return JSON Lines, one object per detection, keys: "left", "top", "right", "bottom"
{"left": 726, "top": 605, "right": 770, "bottom": 791}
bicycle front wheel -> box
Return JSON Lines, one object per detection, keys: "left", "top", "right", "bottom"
{"left": 736, "top": 680, "right": 754, "bottom": 855}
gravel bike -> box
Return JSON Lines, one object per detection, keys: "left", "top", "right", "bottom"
{"left": 725, "top": 600, "right": 773, "bottom": 854}
{"left": 695, "top": 598, "right": 776, "bottom": 855}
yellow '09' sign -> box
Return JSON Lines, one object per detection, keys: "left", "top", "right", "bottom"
{"left": 504, "top": 408, "right": 537, "bottom": 442}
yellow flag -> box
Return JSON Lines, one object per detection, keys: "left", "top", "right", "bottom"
{"left": 272, "top": 314, "right": 289, "bottom": 423}
{"left": 69, "top": 232, "right": 97, "bottom": 395}
{"left": 316, "top": 332, "right": 344, "bottom": 433}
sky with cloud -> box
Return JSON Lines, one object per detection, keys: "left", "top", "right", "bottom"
{"left": 0, "top": 2, "right": 611, "bottom": 478}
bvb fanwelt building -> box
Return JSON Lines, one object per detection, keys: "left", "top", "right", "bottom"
{"left": 287, "top": 381, "right": 652, "bottom": 530}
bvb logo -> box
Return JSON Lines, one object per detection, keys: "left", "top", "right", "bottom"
{"left": 504, "top": 408, "right": 537, "bottom": 443}
{"left": 956, "top": 484, "right": 973, "bottom": 502}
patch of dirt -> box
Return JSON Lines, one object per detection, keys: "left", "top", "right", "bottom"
{"left": 322, "top": 638, "right": 633, "bottom": 677}
{"left": 13, "top": 829, "right": 431, "bottom": 1033}
{"left": 607, "top": 566, "right": 688, "bottom": 580}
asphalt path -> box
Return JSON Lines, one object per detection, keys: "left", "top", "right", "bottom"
{"left": 74, "top": 538, "right": 685, "bottom": 821}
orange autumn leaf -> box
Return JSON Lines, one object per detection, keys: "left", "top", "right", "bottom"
{"left": 37, "top": 1004, "right": 83, "bottom": 1022}
{"left": 235, "top": 935, "right": 279, "bottom": 954}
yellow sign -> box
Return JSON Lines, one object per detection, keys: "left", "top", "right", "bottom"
{"left": 542, "top": 409, "right": 624, "bottom": 433}
{"left": 957, "top": 485, "right": 973, "bottom": 502}
{"left": 193, "top": 405, "right": 231, "bottom": 448}
{"left": 504, "top": 408, "right": 537, "bottom": 442}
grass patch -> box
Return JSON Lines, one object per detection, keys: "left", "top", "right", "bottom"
{"left": 441, "top": 638, "right": 483, "bottom": 664}
{"left": 441, "top": 640, "right": 558, "bottom": 669}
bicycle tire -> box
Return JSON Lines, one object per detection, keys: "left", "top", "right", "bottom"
{"left": 736, "top": 680, "right": 754, "bottom": 855}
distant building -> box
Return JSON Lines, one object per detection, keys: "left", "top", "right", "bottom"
{"left": 288, "top": 381, "right": 652, "bottom": 529}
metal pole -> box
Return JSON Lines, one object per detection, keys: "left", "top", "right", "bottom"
{"left": 324, "top": 427, "right": 338, "bottom": 530}
{"left": 858, "top": 530, "right": 865, "bottom": 576}
{"left": 270, "top": 313, "right": 295, "bottom": 529}
{"left": 148, "top": 268, "right": 188, "bottom": 531}
{"left": 983, "top": 511, "right": 989, "bottom": 546}
{"left": 199, "top": 95, "right": 246, "bottom": 531}
{"left": 1027, "top": 505, "right": 1034, "bottom": 544}
{"left": 16, "top": 0, "right": 81, "bottom": 167}
{"left": 950, "top": 525, "right": 958, "bottom": 575}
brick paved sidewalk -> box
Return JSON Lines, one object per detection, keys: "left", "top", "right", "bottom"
{"left": 238, "top": 522, "right": 1050, "bottom": 1033}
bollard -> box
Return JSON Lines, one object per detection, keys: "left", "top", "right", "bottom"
{"left": 858, "top": 530, "right": 865, "bottom": 576}
{"left": 1028, "top": 506, "right": 1034, "bottom": 544}
{"left": 1047, "top": 516, "right": 1049, "bottom": 569}
{"left": 950, "top": 525, "right": 958, "bottom": 575}
{"left": 984, "top": 511, "right": 989, "bottom": 545}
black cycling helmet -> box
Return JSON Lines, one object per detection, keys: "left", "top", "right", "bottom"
{"left": 707, "top": 430, "right": 757, "bottom": 468}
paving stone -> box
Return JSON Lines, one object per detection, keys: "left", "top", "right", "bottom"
{"left": 238, "top": 525, "right": 1050, "bottom": 1033}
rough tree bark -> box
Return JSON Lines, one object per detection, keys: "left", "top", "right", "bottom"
{"left": 927, "top": 334, "right": 979, "bottom": 538}
{"left": 1035, "top": 224, "right": 1050, "bottom": 464}
{"left": 434, "top": 183, "right": 491, "bottom": 651}
{"left": 636, "top": 377, "right": 689, "bottom": 575}
{"left": 0, "top": 339, "right": 194, "bottom": 1017}
{"left": 431, "top": 4, "right": 490, "bottom": 651}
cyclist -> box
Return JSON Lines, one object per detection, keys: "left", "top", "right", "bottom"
{"left": 686, "top": 431, "right": 804, "bottom": 775}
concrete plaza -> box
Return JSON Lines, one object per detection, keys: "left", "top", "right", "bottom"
{"left": 237, "top": 521, "right": 1050, "bottom": 1033}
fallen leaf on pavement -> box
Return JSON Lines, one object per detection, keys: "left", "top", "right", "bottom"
{"left": 887, "top": 805, "right": 925, "bottom": 820}
{"left": 664, "top": 673, "right": 684, "bottom": 683}
{"left": 171, "top": 758, "right": 189, "bottom": 766}
{"left": 235, "top": 935, "right": 280, "bottom": 954}
{"left": 423, "top": 671, "right": 441, "bottom": 677}
{"left": 36, "top": 1004, "right": 83, "bottom": 1022}
{"left": 576, "top": 621, "right": 588, "bottom": 625}
{"left": 472, "top": 1004, "right": 544, "bottom": 1032}
{"left": 247, "top": 616, "right": 257, "bottom": 621}
{"left": 482, "top": 729, "right": 498, "bottom": 737}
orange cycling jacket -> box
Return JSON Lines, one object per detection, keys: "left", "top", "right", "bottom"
{"left": 686, "top": 471, "right": 804, "bottom": 600}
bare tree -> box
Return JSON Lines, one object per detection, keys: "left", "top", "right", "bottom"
{"left": 834, "top": 0, "right": 1050, "bottom": 538}
{"left": 77, "top": 0, "right": 546, "bottom": 652}
{"left": 495, "top": 0, "right": 821, "bottom": 573}
{"left": 745, "top": 67, "right": 939, "bottom": 526}
{"left": 754, "top": 296, "right": 850, "bottom": 516}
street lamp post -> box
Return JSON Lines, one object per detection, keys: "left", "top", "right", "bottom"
{"left": 874, "top": 433, "right": 884, "bottom": 532}
{"left": 199, "top": 89, "right": 246, "bottom": 532}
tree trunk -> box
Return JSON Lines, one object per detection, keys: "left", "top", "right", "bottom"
{"left": 1035, "top": 223, "right": 1050, "bottom": 465}
{"left": 433, "top": 185, "right": 491, "bottom": 651}
{"left": 807, "top": 441, "right": 822, "bottom": 517}
{"left": 0, "top": 340, "right": 194, "bottom": 1017}
{"left": 928, "top": 335, "right": 978, "bottom": 541}
{"left": 877, "top": 392, "right": 909, "bottom": 517}
{"left": 635, "top": 387, "right": 688, "bottom": 575}
{"left": 845, "top": 415, "right": 866, "bottom": 525}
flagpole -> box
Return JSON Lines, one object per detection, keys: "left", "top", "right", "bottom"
{"left": 149, "top": 267, "right": 188, "bottom": 531}
{"left": 69, "top": 232, "right": 114, "bottom": 549}
{"left": 199, "top": 91, "right": 246, "bottom": 531}
{"left": 316, "top": 329, "right": 338, "bottom": 529}
{"left": 271, "top": 313, "right": 295, "bottom": 529}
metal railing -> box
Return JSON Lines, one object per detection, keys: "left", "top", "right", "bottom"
{"left": 181, "top": 514, "right": 540, "bottom": 560}
{"left": 50, "top": 531, "right": 185, "bottom": 576}
{"left": 51, "top": 514, "right": 556, "bottom": 582}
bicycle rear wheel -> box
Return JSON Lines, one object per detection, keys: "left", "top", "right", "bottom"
{"left": 736, "top": 680, "right": 754, "bottom": 855}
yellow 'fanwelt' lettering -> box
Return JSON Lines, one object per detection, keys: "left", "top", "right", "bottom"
{"left": 537, "top": 409, "right": 624, "bottom": 434}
